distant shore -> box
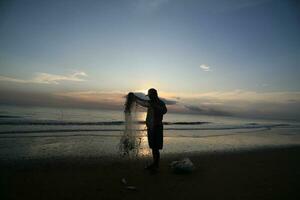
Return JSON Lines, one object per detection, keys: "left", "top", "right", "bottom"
{"left": 1, "top": 146, "right": 299, "bottom": 200}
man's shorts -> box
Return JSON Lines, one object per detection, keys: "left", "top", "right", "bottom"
{"left": 147, "top": 125, "right": 163, "bottom": 150}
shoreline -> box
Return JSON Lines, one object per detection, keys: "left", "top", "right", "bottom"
{"left": 1, "top": 145, "right": 299, "bottom": 199}
{"left": 1, "top": 143, "right": 299, "bottom": 164}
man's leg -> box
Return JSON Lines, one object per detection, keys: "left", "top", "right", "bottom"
{"left": 145, "top": 149, "right": 159, "bottom": 170}
{"left": 152, "top": 148, "right": 160, "bottom": 168}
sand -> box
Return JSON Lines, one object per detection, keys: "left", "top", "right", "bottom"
{"left": 1, "top": 146, "right": 299, "bottom": 200}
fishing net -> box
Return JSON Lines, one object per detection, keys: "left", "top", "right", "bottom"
{"left": 119, "top": 93, "right": 142, "bottom": 157}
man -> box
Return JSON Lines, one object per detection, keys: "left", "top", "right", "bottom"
{"left": 133, "top": 88, "right": 167, "bottom": 170}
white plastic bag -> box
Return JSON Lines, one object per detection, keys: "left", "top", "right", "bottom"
{"left": 170, "top": 158, "right": 195, "bottom": 173}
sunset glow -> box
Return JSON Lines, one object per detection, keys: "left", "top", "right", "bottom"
{"left": 0, "top": 0, "right": 299, "bottom": 120}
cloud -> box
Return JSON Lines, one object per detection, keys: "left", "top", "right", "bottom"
{"left": 0, "top": 71, "right": 87, "bottom": 84}
{"left": 0, "top": 76, "right": 29, "bottom": 83}
{"left": 177, "top": 90, "right": 300, "bottom": 120}
{"left": 160, "top": 97, "right": 178, "bottom": 105}
{"left": 184, "top": 105, "right": 232, "bottom": 116}
{"left": 184, "top": 90, "right": 300, "bottom": 104}
{"left": 0, "top": 88, "right": 300, "bottom": 120}
{"left": 0, "top": 89, "right": 179, "bottom": 112}
{"left": 0, "top": 89, "right": 126, "bottom": 110}
{"left": 199, "top": 64, "right": 211, "bottom": 71}
{"left": 57, "top": 90, "right": 125, "bottom": 105}
{"left": 32, "top": 71, "right": 87, "bottom": 84}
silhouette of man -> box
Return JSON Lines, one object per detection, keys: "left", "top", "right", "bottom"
{"left": 133, "top": 88, "right": 167, "bottom": 170}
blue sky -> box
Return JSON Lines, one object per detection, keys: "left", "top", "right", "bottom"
{"left": 0, "top": 0, "right": 300, "bottom": 120}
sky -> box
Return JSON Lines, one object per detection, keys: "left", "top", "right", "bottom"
{"left": 0, "top": 0, "right": 300, "bottom": 120}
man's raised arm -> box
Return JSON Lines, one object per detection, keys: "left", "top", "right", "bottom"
{"left": 134, "top": 94, "right": 150, "bottom": 108}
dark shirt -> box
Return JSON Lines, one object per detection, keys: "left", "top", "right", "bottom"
{"left": 135, "top": 97, "right": 167, "bottom": 129}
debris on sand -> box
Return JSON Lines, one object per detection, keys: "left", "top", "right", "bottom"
{"left": 125, "top": 186, "right": 137, "bottom": 191}
{"left": 121, "top": 178, "right": 137, "bottom": 191}
{"left": 170, "top": 158, "right": 195, "bottom": 174}
{"left": 121, "top": 178, "right": 127, "bottom": 185}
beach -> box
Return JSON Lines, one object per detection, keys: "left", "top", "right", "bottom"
{"left": 1, "top": 106, "right": 300, "bottom": 199}
{"left": 1, "top": 0, "right": 300, "bottom": 199}
{"left": 1, "top": 146, "right": 299, "bottom": 200}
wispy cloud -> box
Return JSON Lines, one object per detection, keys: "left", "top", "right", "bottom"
{"left": 200, "top": 64, "right": 211, "bottom": 71}
{"left": 0, "top": 76, "right": 29, "bottom": 83}
{"left": 0, "top": 71, "right": 87, "bottom": 84}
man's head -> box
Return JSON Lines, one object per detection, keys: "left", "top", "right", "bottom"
{"left": 147, "top": 88, "right": 158, "bottom": 100}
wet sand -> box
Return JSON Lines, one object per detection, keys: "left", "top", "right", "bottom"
{"left": 1, "top": 146, "right": 299, "bottom": 200}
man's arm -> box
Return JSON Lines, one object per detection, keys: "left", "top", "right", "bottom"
{"left": 153, "top": 101, "right": 167, "bottom": 114}
{"left": 134, "top": 94, "right": 150, "bottom": 108}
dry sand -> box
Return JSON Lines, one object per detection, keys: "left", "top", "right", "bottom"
{"left": 1, "top": 146, "right": 299, "bottom": 200}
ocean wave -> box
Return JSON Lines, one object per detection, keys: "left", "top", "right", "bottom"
{"left": 0, "top": 120, "right": 210, "bottom": 126}
{"left": 0, "top": 115, "right": 22, "bottom": 118}
{"left": 0, "top": 123, "right": 291, "bottom": 134}
{"left": 0, "top": 133, "right": 239, "bottom": 139}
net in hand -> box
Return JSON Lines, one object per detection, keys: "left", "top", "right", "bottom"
{"left": 119, "top": 93, "right": 142, "bottom": 157}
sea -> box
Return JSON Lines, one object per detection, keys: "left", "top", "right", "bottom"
{"left": 0, "top": 105, "right": 299, "bottom": 161}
